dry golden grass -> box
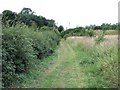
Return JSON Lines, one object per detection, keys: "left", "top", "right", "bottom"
{"left": 67, "top": 35, "right": 118, "bottom": 47}
{"left": 95, "top": 30, "right": 118, "bottom": 35}
{"left": 101, "top": 35, "right": 118, "bottom": 46}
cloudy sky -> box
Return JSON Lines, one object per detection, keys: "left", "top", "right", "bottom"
{"left": 0, "top": 0, "right": 119, "bottom": 28}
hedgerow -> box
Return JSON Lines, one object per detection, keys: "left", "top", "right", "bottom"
{"left": 2, "top": 25, "right": 60, "bottom": 87}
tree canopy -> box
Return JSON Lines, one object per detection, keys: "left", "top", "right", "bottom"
{"left": 58, "top": 25, "right": 64, "bottom": 32}
{"left": 2, "top": 8, "right": 58, "bottom": 29}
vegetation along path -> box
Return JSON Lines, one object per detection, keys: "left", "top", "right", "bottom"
{"left": 19, "top": 39, "right": 87, "bottom": 88}
{"left": 19, "top": 35, "right": 118, "bottom": 88}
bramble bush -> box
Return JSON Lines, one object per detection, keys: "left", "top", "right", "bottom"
{"left": 2, "top": 25, "right": 60, "bottom": 87}
{"left": 2, "top": 26, "right": 35, "bottom": 87}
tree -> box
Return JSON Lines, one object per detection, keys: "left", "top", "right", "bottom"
{"left": 2, "top": 10, "right": 17, "bottom": 27}
{"left": 20, "top": 8, "right": 34, "bottom": 15}
{"left": 2, "top": 8, "right": 57, "bottom": 29}
{"left": 47, "top": 19, "right": 55, "bottom": 27}
{"left": 94, "top": 26, "right": 102, "bottom": 30}
{"left": 58, "top": 25, "right": 64, "bottom": 32}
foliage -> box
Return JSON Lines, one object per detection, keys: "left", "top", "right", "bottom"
{"left": 61, "top": 27, "right": 95, "bottom": 38}
{"left": 86, "top": 29, "right": 95, "bottom": 37}
{"left": 58, "top": 25, "right": 64, "bottom": 32}
{"left": 95, "top": 31, "right": 105, "bottom": 44}
{"left": 2, "top": 26, "right": 35, "bottom": 87}
{"left": 31, "top": 27, "right": 60, "bottom": 59}
{"left": 62, "top": 22, "right": 118, "bottom": 39}
{"left": 2, "top": 8, "right": 61, "bottom": 88}
{"left": 1, "top": 7, "right": 118, "bottom": 88}
{"left": 2, "top": 8, "right": 57, "bottom": 29}
{"left": 85, "top": 23, "right": 118, "bottom": 30}
{"left": 20, "top": 8, "right": 34, "bottom": 15}
{"left": 2, "top": 25, "right": 60, "bottom": 88}
{"left": 2, "top": 10, "right": 17, "bottom": 27}
{"left": 75, "top": 40, "right": 118, "bottom": 87}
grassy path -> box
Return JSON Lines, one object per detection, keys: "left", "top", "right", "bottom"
{"left": 20, "top": 40, "right": 87, "bottom": 88}
{"left": 19, "top": 36, "right": 118, "bottom": 88}
{"left": 37, "top": 40, "right": 87, "bottom": 88}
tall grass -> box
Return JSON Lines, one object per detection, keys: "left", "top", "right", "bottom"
{"left": 72, "top": 36, "right": 118, "bottom": 88}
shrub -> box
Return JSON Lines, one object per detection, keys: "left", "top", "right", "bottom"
{"left": 86, "top": 29, "right": 95, "bottom": 37}
{"left": 30, "top": 26, "right": 60, "bottom": 59}
{"left": 2, "top": 25, "right": 60, "bottom": 87}
{"left": 95, "top": 31, "right": 105, "bottom": 44}
{"left": 2, "top": 26, "right": 35, "bottom": 87}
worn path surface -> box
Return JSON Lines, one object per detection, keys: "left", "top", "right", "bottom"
{"left": 33, "top": 40, "right": 87, "bottom": 88}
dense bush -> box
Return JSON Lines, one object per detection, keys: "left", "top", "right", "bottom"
{"left": 2, "top": 26, "right": 35, "bottom": 87}
{"left": 2, "top": 25, "right": 60, "bottom": 87}
{"left": 31, "top": 26, "right": 60, "bottom": 59}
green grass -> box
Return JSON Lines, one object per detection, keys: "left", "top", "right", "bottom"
{"left": 72, "top": 40, "right": 118, "bottom": 88}
{"left": 16, "top": 37, "right": 118, "bottom": 88}
{"left": 32, "top": 40, "right": 87, "bottom": 88}
{"left": 15, "top": 50, "right": 58, "bottom": 88}
{"left": 16, "top": 40, "right": 87, "bottom": 88}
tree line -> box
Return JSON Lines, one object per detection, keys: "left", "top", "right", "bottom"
{"left": 61, "top": 23, "right": 118, "bottom": 39}
{"left": 84, "top": 23, "right": 118, "bottom": 30}
{"left": 2, "top": 7, "right": 64, "bottom": 32}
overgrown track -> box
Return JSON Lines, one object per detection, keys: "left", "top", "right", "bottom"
{"left": 19, "top": 35, "right": 118, "bottom": 88}
{"left": 34, "top": 40, "right": 87, "bottom": 88}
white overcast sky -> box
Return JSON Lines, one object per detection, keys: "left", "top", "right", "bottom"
{"left": 0, "top": 0, "right": 119, "bottom": 28}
